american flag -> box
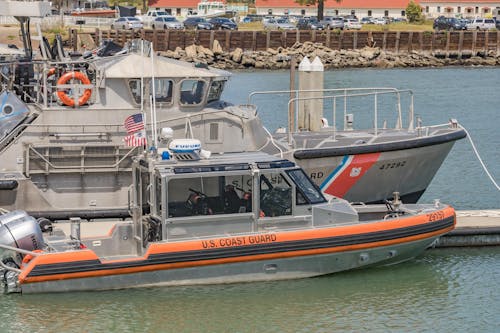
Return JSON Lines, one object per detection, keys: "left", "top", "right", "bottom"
{"left": 124, "top": 129, "right": 147, "bottom": 147}
{"left": 124, "top": 113, "right": 144, "bottom": 134}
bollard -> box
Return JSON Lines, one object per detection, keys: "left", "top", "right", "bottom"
{"left": 70, "top": 217, "right": 81, "bottom": 240}
{"left": 298, "top": 56, "right": 324, "bottom": 132}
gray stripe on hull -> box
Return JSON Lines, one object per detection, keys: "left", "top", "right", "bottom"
{"left": 21, "top": 236, "right": 439, "bottom": 293}
{"left": 293, "top": 129, "right": 466, "bottom": 159}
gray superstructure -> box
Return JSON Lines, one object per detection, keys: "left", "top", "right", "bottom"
{"left": 0, "top": 36, "right": 465, "bottom": 219}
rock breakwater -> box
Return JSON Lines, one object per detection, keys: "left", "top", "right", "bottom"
{"left": 158, "top": 41, "right": 500, "bottom": 69}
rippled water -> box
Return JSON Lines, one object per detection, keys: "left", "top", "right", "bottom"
{"left": 1, "top": 68, "right": 499, "bottom": 332}
{"left": 1, "top": 248, "right": 498, "bottom": 332}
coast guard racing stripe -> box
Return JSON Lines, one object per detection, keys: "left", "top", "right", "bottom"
{"left": 320, "top": 153, "right": 381, "bottom": 197}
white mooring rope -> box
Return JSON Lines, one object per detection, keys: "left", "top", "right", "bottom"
{"left": 462, "top": 126, "right": 500, "bottom": 191}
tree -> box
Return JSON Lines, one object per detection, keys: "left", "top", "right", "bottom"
{"left": 295, "top": 0, "right": 341, "bottom": 21}
{"left": 406, "top": 1, "right": 423, "bottom": 23}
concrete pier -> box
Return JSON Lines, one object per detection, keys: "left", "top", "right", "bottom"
{"left": 435, "top": 210, "right": 500, "bottom": 247}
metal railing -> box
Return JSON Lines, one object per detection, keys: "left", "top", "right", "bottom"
{"left": 249, "top": 87, "right": 415, "bottom": 143}
{"left": 25, "top": 144, "right": 139, "bottom": 175}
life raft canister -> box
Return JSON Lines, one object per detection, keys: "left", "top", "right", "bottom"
{"left": 56, "top": 71, "right": 92, "bottom": 107}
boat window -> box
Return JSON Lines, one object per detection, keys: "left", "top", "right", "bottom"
{"left": 207, "top": 80, "right": 225, "bottom": 102}
{"left": 153, "top": 79, "right": 173, "bottom": 104}
{"left": 154, "top": 174, "right": 162, "bottom": 216}
{"left": 128, "top": 79, "right": 144, "bottom": 104}
{"left": 141, "top": 169, "right": 150, "bottom": 215}
{"left": 286, "top": 168, "right": 326, "bottom": 205}
{"left": 166, "top": 174, "right": 253, "bottom": 218}
{"left": 180, "top": 79, "right": 206, "bottom": 105}
{"left": 259, "top": 173, "right": 292, "bottom": 217}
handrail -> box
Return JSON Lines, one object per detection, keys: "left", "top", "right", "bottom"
{"left": 249, "top": 88, "right": 415, "bottom": 139}
{"left": 248, "top": 87, "right": 403, "bottom": 105}
{"left": 155, "top": 108, "right": 248, "bottom": 135}
{"left": 0, "top": 244, "right": 43, "bottom": 273}
{"left": 25, "top": 145, "right": 139, "bottom": 173}
{"left": 0, "top": 260, "right": 21, "bottom": 274}
{"left": 0, "top": 243, "right": 41, "bottom": 257}
{"left": 285, "top": 89, "right": 414, "bottom": 143}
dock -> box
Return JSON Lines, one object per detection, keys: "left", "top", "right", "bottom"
{"left": 435, "top": 209, "right": 500, "bottom": 247}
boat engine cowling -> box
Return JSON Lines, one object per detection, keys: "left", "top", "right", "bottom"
{"left": 0, "top": 211, "right": 44, "bottom": 261}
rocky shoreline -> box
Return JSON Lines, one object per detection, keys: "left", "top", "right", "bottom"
{"left": 158, "top": 40, "right": 500, "bottom": 69}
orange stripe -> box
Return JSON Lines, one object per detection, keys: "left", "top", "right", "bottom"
{"left": 20, "top": 223, "right": 453, "bottom": 285}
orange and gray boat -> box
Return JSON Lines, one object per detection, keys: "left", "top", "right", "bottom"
{"left": 0, "top": 147, "right": 455, "bottom": 293}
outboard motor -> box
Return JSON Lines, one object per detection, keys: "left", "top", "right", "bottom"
{"left": 0, "top": 210, "right": 44, "bottom": 265}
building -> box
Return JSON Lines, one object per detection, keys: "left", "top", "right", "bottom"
{"left": 146, "top": 0, "right": 247, "bottom": 17}
{"left": 418, "top": 1, "right": 500, "bottom": 18}
{"left": 255, "top": 0, "right": 413, "bottom": 18}
{"left": 254, "top": 0, "right": 500, "bottom": 18}
{"left": 147, "top": 0, "right": 202, "bottom": 16}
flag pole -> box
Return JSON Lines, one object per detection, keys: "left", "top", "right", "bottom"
{"left": 140, "top": 40, "right": 148, "bottom": 149}
{"left": 150, "top": 42, "right": 158, "bottom": 150}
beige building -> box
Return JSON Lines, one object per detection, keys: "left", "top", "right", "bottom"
{"left": 254, "top": 0, "right": 500, "bottom": 19}
{"left": 418, "top": 1, "right": 500, "bottom": 18}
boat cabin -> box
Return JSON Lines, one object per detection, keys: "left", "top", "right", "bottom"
{"left": 30, "top": 51, "right": 231, "bottom": 112}
{"left": 131, "top": 150, "right": 327, "bottom": 253}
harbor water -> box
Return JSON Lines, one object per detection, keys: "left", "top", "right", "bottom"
{"left": 1, "top": 67, "right": 499, "bottom": 332}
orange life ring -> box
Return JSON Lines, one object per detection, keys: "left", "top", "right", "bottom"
{"left": 56, "top": 71, "right": 92, "bottom": 107}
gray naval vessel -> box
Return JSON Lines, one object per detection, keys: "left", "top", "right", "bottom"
{"left": 0, "top": 1, "right": 466, "bottom": 220}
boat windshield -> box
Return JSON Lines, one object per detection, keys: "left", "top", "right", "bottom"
{"left": 128, "top": 79, "right": 173, "bottom": 105}
{"left": 259, "top": 172, "right": 292, "bottom": 217}
{"left": 180, "top": 79, "right": 206, "bottom": 105}
{"left": 286, "top": 168, "right": 326, "bottom": 204}
{"left": 166, "top": 173, "right": 253, "bottom": 217}
{"left": 207, "top": 80, "right": 225, "bottom": 102}
{"left": 154, "top": 79, "right": 173, "bottom": 104}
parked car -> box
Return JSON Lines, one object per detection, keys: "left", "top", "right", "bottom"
{"left": 321, "top": 16, "right": 344, "bottom": 30}
{"left": 373, "top": 17, "right": 387, "bottom": 25}
{"left": 433, "top": 16, "right": 466, "bottom": 31}
{"left": 466, "top": 17, "right": 496, "bottom": 30}
{"left": 151, "top": 16, "right": 184, "bottom": 30}
{"left": 141, "top": 10, "right": 170, "bottom": 26}
{"left": 344, "top": 18, "right": 362, "bottom": 30}
{"left": 111, "top": 17, "right": 143, "bottom": 30}
{"left": 296, "top": 17, "right": 326, "bottom": 30}
{"left": 208, "top": 17, "right": 238, "bottom": 30}
{"left": 263, "top": 18, "right": 297, "bottom": 30}
{"left": 183, "top": 17, "right": 213, "bottom": 30}
{"left": 361, "top": 16, "right": 374, "bottom": 24}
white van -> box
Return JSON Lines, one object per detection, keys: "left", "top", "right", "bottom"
{"left": 466, "top": 18, "right": 496, "bottom": 30}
